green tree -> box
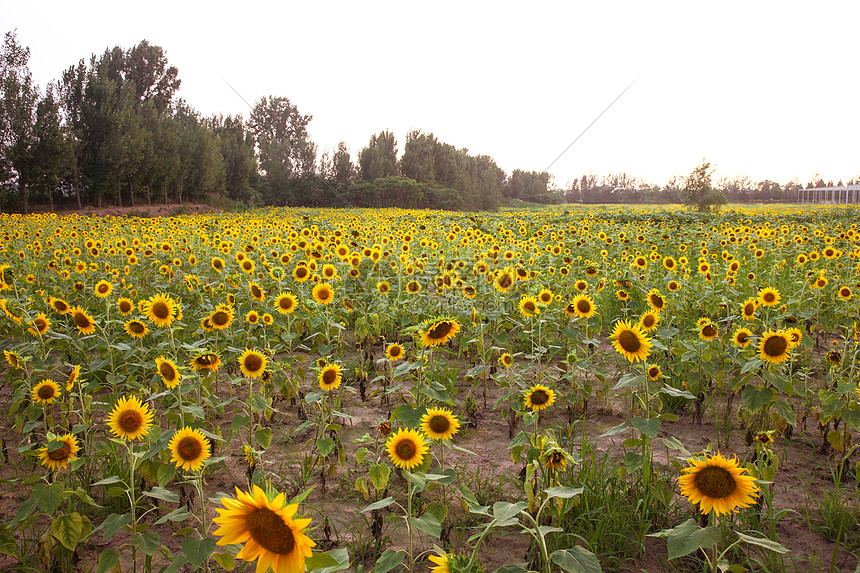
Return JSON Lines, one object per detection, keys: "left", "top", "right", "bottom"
{"left": 29, "top": 88, "right": 74, "bottom": 211}
{"left": 208, "top": 114, "right": 259, "bottom": 205}
{"left": 682, "top": 159, "right": 725, "bottom": 212}
{"left": 357, "top": 130, "right": 398, "bottom": 181}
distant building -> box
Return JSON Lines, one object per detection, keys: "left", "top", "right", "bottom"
{"left": 797, "top": 185, "right": 860, "bottom": 204}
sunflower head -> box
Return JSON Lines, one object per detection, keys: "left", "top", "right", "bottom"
{"left": 169, "top": 427, "right": 211, "bottom": 472}
{"left": 318, "top": 363, "right": 343, "bottom": 391}
{"left": 419, "top": 318, "right": 461, "bottom": 348}
{"left": 116, "top": 297, "right": 134, "bottom": 315}
{"left": 4, "top": 350, "right": 23, "bottom": 369}
{"left": 238, "top": 349, "right": 267, "bottom": 379}
{"left": 66, "top": 365, "right": 82, "bottom": 392}
{"left": 638, "top": 310, "right": 660, "bottom": 332}
{"left": 518, "top": 296, "right": 540, "bottom": 318}
{"left": 107, "top": 395, "right": 155, "bottom": 441}
{"left": 498, "top": 353, "right": 513, "bottom": 368}
{"left": 208, "top": 304, "right": 234, "bottom": 330}
{"left": 699, "top": 322, "right": 718, "bottom": 341}
{"left": 732, "top": 328, "right": 753, "bottom": 348}
{"left": 125, "top": 319, "right": 149, "bottom": 339}
{"left": 420, "top": 407, "right": 461, "bottom": 441}
{"left": 274, "top": 292, "right": 298, "bottom": 314}
{"left": 143, "top": 293, "right": 178, "bottom": 327}
{"left": 757, "top": 287, "right": 781, "bottom": 307}
{"left": 155, "top": 356, "right": 181, "bottom": 389}
{"left": 312, "top": 282, "right": 334, "bottom": 305}
{"left": 647, "top": 289, "right": 665, "bottom": 311}
{"left": 27, "top": 312, "right": 50, "bottom": 336}
{"left": 741, "top": 298, "right": 758, "bottom": 320}
{"left": 609, "top": 320, "right": 652, "bottom": 363}
{"left": 646, "top": 364, "right": 662, "bottom": 381}
{"left": 524, "top": 384, "right": 556, "bottom": 412}
{"left": 677, "top": 453, "right": 760, "bottom": 516}
{"left": 386, "top": 427, "right": 429, "bottom": 470}
{"left": 39, "top": 433, "right": 80, "bottom": 471}
{"left": 758, "top": 330, "right": 791, "bottom": 365}
{"left": 32, "top": 380, "right": 61, "bottom": 404}
{"left": 69, "top": 306, "right": 96, "bottom": 335}
{"left": 385, "top": 343, "right": 404, "bottom": 361}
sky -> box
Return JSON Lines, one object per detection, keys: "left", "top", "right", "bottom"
{"left": 4, "top": 1, "right": 859, "bottom": 188}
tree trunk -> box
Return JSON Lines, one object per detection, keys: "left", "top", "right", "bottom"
{"left": 117, "top": 181, "right": 122, "bottom": 207}
{"left": 163, "top": 183, "right": 168, "bottom": 204}
{"left": 48, "top": 184, "right": 54, "bottom": 212}
{"left": 20, "top": 180, "right": 28, "bottom": 214}
{"left": 129, "top": 181, "right": 135, "bottom": 207}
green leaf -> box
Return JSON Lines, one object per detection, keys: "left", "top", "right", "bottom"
{"left": 231, "top": 414, "right": 250, "bottom": 432}
{"left": 667, "top": 518, "right": 721, "bottom": 559}
{"left": 493, "top": 501, "right": 527, "bottom": 524}
{"left": 32, "top": 482, "right": 63, "bottom": 514}
{"left": 162, "top": 555, "right": 187, "bottom": 573}
{"left": 544, "top": 486, "right": 584, "bottom": 499}
{"left": 659, "top": 385, "right": 695, "bottom": 400}
{"left": 369, "top": 463, "right": 390, "bottom": 491}
{"left": 96, "top": 549, "right": 119, "bottom": 573}
{"left": 741, "top": 385, "right": 776, "bottom": 413}
{"left": 395, "top": 404, "right": 426, "bottom": 429}
{"left": 131, "top": 530, "right": 161, "bottom": 555}
{"left": 102, "top": 513, "right": 132, "bottom": 541}
{"left": 255, "top": 427, "right": 273, "bottom": 449}
{"left": 361, "top": 497, "right": 395, "bottom": 513}
{"left": 374, "top": 549, "right": 406, "bottom": 573}
{"left": 409, "top": 513, "right": 441, "bottom": 538}
{"left": 741, "top": 357, "right": 764, "bottom": 374}
{"left": 734, "top": 531, "right": 789, "bottom": 554}
{"left": 247, "top": 395, "right": 268, "bottom": 412}
{"left": 143, "top": 486, "right": 179, "bottom": 503}
{"left": 154, "top": 507, "right": 193, "bottom": 525}
{"left": 631, "top": 416, "right": 661, "bottom": 438}
{"left": 51, "top": 512, "right": 90, "bottom": 550}
{"left": 613, "top": 373, "right": 644, "bottom": 390}
{"left": 157, "top": 463, "right": 176, "bottom": 488}
{"left": 306, "top": 548, "right": 350, "bottom": 573}
{"left": 317, "top": 438, "right": 335, "bottom": 457}
{"left": 212, "top": 552, "right": 235, "bottom": 571}
{"left": 551, "top": 547, "right": 604, "bottom": 573}
{"left": 10, "top": 497, "right": 38, "bottom": 526}
{"left": 182, "top": 536, "right": 217, "bottom": 567}
{"left": 598, "top": 422, "right": 629, "bottom": 437}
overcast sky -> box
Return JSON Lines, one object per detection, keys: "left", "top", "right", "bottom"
{"left": 5, "top": 1, "right": 859, "bottom": 188}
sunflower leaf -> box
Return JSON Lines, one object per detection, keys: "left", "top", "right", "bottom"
{"left": 361, "top": 497, "right": 395, "bottom": 513}
{"left": 101, "top": 513, "right": 132, "bottom": 540}
{"left": 182, "top": 536, "right": 217, "bottom": 567}
{"left": 550, "top": 546, "right": 603, "bottom": 573}
{"left": 544, "top": 487, "right": 584, "bottom": 500}
{"left": 613, "top": 374, "right": 644, "bottom": 390}
{"left": 409, "top": 513, "right": 441, "bottom": 538}
{"left": 374, "top": 549, "right": 406, "bottom": 573}
{"left": 306, "top": 548, "right": 350, "bottom": 573}
{"left": 143, "top": 486, "right": 179, "bottom": 504}
{"left": 666, "top": 518, "right": 721, "bottom": 559}
{"left": 734, "top": 531, "right": 789, "bottom": 554}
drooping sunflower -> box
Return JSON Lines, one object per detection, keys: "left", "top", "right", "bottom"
{"left": 169, "top": 427, "right": 211, "bottom": 471}
{"left": 142, "top": 293, "right": 178, "bottom": 327}
{"left": 125, "top": 319, "right": 149, "bottom": 339}
{"left": 386, "top": 427, "right": 429, "bottom": 470}
{"left": 609, "top": 320, "right": 652, "bottom": 363}
{"left": 107, "top": 395, "right": 154, "bottom": 441}
{"left": 155, "top": 356, "right": 181, "bottom": 389}
{"left": 740, "top": 298, "right": 758, "bottom": 321}
{"left": 249, "top": 282, "right": 265, "bottom": 302}
{"left": 32, "top": 380, "right": 61, "bottom": 404}
{"left": 312, "top": 283, "right": 334, "bottom": 305}
{"left": 48, "top": 296, "right": 71, "bottom": 314}
{"left": 638, "top": 310, "right": 660, "bottom": 333}
{"left": 116, "top": 297, "right": 134, "bottom": 315}
{"left": 524, "top": 384, "right": 556, "bottom": 412}
{"left": 4, "top": 350, "right": 22, "bottom": 369}
{"left": 647, "top": 289, "right": 665, "bottom": 311}
{"left": 208, "top": 304, "right": 234, "bottom": 330}
{"left": 190, "top": 352, "right": 222, "bottom": 372}
{"left": 732, "top": 328, "right": 753, "bottom": 348}
{"left": 498, "top": 353, "right": 513, "bottom": 368}
{"left": 69, "top": 306, "right": 96, "bottom": 335}
{"left": 318, "top": 363, "right": 342, "bottom": 392}
{"left": 541, "top": 443, "right": 573, "bottom": 470}
{"left": 826, "top": 350, "right": 841, "bottom": 367}
{"left": 567, "top": 294, "right": 596, "bottom": 319}
{"left": 213, "top": 485, "right": 316, "bottom": 573}
{"left": 757, "top": 287, "right": 781, "bottom": 308}
{"left": 646, "top": 364, "right": 662, "bottom": 381}
{"left": 419, "top": 318, "right": 461, "bottom": 348}
{"left": 385, "top": 343, "right": 404, "bottom": 361}
{"left": 758, "top": 330, "right": 791, "bottom": 365}
{"left": 27, "top": 312, "right": 50, "bottom": 336}
{"left": 420, "top": 407, "right": 461, "bottom": 441}
{"left": 519, "top": 295, "right": 540, "bottom": 319}
{"left": 94, "top": 280, "right": 113, "bottom": 298}
{"left": 238, "top": 349, "right": 268, "bottom": 379}
{"left": 39, "top": 433, "right": 80, "bottom": 471}
{"left": 677, "top": 453, "right": 760, "bottom": 516}
{"left": 699, "top": 322, "right": 718, "bottom": 341}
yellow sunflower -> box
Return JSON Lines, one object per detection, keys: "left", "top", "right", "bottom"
{"left": 376, "top": 281, "right": 391, "bottom": 294}
{"left": 116, "top": 297, "right": 134, "bottom": 315}
{"left": 249, "top": 282, "right": 265, "bottom": 302}
{"left": 699, "top": 322, "right": 718, "bottom": 341}
{"left": 740, "top": 297, "right": 758, "bottom": 321}
{"left": 190, "top": 353, "right": 222, "bottom": 372}
{"left": 107, "top": 395, "right": 154, "bottom": 441}
{"left": 311, "top": 283, "right": 334, "bottom": 305}
{"left": 32, "top": 380, "right": 61, "bottom": 404}
{"left": 732, "top": 328, "right": 753, "bottom": 348}
{"left": 386, "top": 427, "right": 429, "bottom": 470}
{"left": 638, "top": 310, "right": 660, "bottom": 333}
{"left": 238, "top": 349, "right": 267, "bottom": 379}
{"left": 518, "top": 295, "right": 540, "bottom": 318}
{"left": 420, "top": 407, "right": 461, "bottom": 441}
{"left": 246, "top": 310, "right": 260, "bottom": 325}
{"left": 609, "top": 320, "right": 652, "bottom": 363}
{"left": 318, "top": 363, "right": 342, "bottom": 391}
{"left": 537, "top": 288, "right": 554, "bottom": 305}
{"left": 94, "top": 280, "right": 113, "bottom": 298}
{"left": 493, "top": 267, "right": 516, "bottom": 293}
{"left": 142, "top": 293, "right": 178, "bottom": 327}
{"left": 616, "top": 289, "right": 629, "bottom": 301}
{"left": 784, "top": 327, "right": 803, "bottom": 349}
{"left": 48, "top": 296, "right": 71, "bottom": 314}
{"left": 646, "top": 364, "right": 662, "bottom": 381}
{"left": 293, "top": 265, "right": 311, "bottom": 282}
{"left": 208, "top": 304, "right": 234, "bottom": 330}
{"left": 155, "top": 356, "right": 181, "bottom": 389}
{"left": 757, "top": 287, "right": 781, "bottom": 308}
{"left": 524, "top": 384, "right": 556, "bottom": 412}
{"left": 274, "top": 292, "right": 298, "bottom": 315}
{"left": 677, "top": 453, "right": 760, "bottom": 516}
{"left": 837, "top": 286, "right": 852, "bottom": 300}
{"left": 419, "top": 318, "right": 461, "bottom": 348}
{"left": 69, "top": 306, "right": 96, "bottom": 335}
{"left": 4, "top": 349, "right": 22, "bottom": 369}
{"left": 498, "top": 353, "right": 513, "bottom": 368}
{"left": 541, "top": 443, "right": 573, "bottom": 470}
{"left": 406, "top": 280, "right": 422, "bottom": 294}
{"left": 428, "top": 552, "right": 450, "bottom": 573}
{"left": 213, "top": 485, "right": 316, "bottom": 573}
{"left": 385, "top": 343, "right": 405, "bottom": 361}
{"left": 39, "top": 433, "right": 80, "bottom": 471}
{"left": 758, "top": 330, "right": 791, "bottom": 365}
{"left": 169, "top": 427, "right": 211, "bottom": 471}
{"left": 66, "top": 365, "right": 82, "bottom": 392}
{"left": 27, "top": 312, "right": 50, "bottom": 336}
{"left": 566, "top": 294, "right": 596, "bottom": 319}
{"left": 647, "top": 289, "right": 665, "bottom": 311}
{"left": 125, "top": 319, "right": 149, "bottom": 339}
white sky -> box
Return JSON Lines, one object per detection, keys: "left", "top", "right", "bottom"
{"left": 5, "top": 1, "right": 859, "bottom": 188}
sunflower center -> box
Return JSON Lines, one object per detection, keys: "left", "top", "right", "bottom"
{"left": 322, "top": 369, "right": 338, "bottom": 385}
{"left": 251, "top": 286, "right": 262, "bottom": 298}
{"left": 702, "top": 325, "right": 717, "bottom": 338}
{"left": 693, "top": 465, "right": 737, "bottom": 499}
{"left": 245, "top": 507, "right": 296, "bottom": 555}
{"left": 396, "top": 440, "right": 417, "bottom": 460}
{"left": 279, "top": 298, "right": 294, "bottom": 311}
{"left": 317, "top": 288, "right": 331, "bottom": 301}
{"left": 152, "top": 301, "right": 170, "bottom": 319}
{"left": 540, "top": 294, "right": 551, "bottom": 303}
{"left": 651, "top": 295, "right": 664, "bottom": 308}
{"left": 618, "top": 329, "right": 641, "bottom": 353}
{"left": 119, "top": 410, "right": 143, "bottom": 433}
{"left": 177, "top": 436, "right": 202, "bottom": 461}
{"left": 55, "top": 301, "right": 69, "bottom": 312}
{"left": 296, "top": 268, "right": 308, "bottom": 278}
{"left": 648, "top": 367, "right": 659, "bottom": 378}
{"left": 34, "top": 319, "right": 47, "bottom": 331}
{"left": 212, "top": 311, "right": 230, "bottom": 326}
{"left": 38, "top": 385, "right": 56, "bottom": 400}
{"left": 577, "top": 300, "right": 590, "bottom": 313}
{"left": 428, "top": 415, "right": 450, "bottom": 434}
{"left": 98, "top": 284, "right": 109, "bottom": 293}
{"left": 129, "top": 321, "right": 145, "bottom": 334}
{"left": 642, "top": 315, "right": 655, "bottom": 328}
{"left": 47, "top": 442, "right": 71, "bottom": 461}
{"left": 763, "top": 335, "right": 788, "bottom": 357}
{"left": 498, "top": 275, "right": 512, "bottom": 289}
{"left": 530, "top": 389, "right": 549, "bottom": 406}
{"left": 119, "top": 301, "right": 132, "bottom": 313}
{"left": 524, "top": 302, "right": 536, "bottom": 313}
{"left": 244, "top": 354, "right": 263, "bottom": 373}
{"left": 744, "top": 303, "right": 754, "bottom": 316}
{"left": 73, "top": 312, "right": 91, "bottom": 328}
{"left": 159, "top": 362, "right": 177, "bottom": 381}
{"left": 428, "top": 321, "right": 453, "bottom": 340}
{"left": 736, "top": 332, "right": 749, "bottom": 344}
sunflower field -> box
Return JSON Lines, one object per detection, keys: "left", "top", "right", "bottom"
{"left": 0, "top": 204, "right": 859, "bottom": 573}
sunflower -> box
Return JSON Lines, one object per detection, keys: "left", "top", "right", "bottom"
{"left": 837, "top": 286, "right": 852, "bottom": 300}
{"left": 293, "top": 265, "right": 311, "bottom": 282}
{"left": 826, "top": 350, "right": 841, "bottom": 367}
{"left": 155, "top": 356, "right": 181, "bottom": 389}
{"left": 143, "top": 293, "right": 178, "bottom": 327}
{"left": 209, "top": 304, "right": 234, "bottom": 330}
{"left": 312, "top": 283, "right": 334, "bottom": 305}
{"left": 376, "top": 281, "right": 391, "bottom": 294}
{"left": 385, "top": 343, "right": 404, "bottom": 361}
{"left": 667, "top": 280, "right": 681, "bottom": 292}
{"left": 4, "top": 349, "right": 22, "bottom": 369}
{"left": 262, "top": 313, "right": 273, "bottom": 326}
{"left": 94, "top": 280, "right": 113, "bottom": 298}
{"left": 419, "top": 318, "right": 461, "bottom": 348}
{"left": 740, "top": 298, "right": 758, "bottom": 321}
{"left": 190, "top": 353, "right": 222, "bottom": 372}
{"left": 784, "top": 327, "right": 803, "bottom": 348}
{"left": 647, "top": 289, "right": 665, "bottom": 311}
{"left": 125, "top": 319, "right": 149, "bottom": 339}
{"left": 39, "top": 433, "right": 80, "bottom": 471}
{"left": 249, "top": 282, "right": 265, "bottom": 302}
{"left": 212, "top": 257, "right": 225, "bottom": 272}
{"left": 493, "top": 267, "right": 516, "bottom": 293}
{"left": 213, "top": 485, "right": 316, "bottom": 573}
{"left": 48, "top": 296, "right": 71, "bottom": 314}
{"left": 66, "top": 365, "right": 81, "bottom": 392}
{"left": 239, "top": 349, "right": 268, "bottom": 379}
{"left": 169, "top": 427, "right": 211, "bottom": 471}
{"left": 638, "top": 310, "right": 660, "bottom": 332}
{"left": 428, "top": 552, "right": 450, "bottom": 573}
{"left": 677, "top": 453, "right": 760, "bottom": 516}
{"left": 574, "top": 280, "right": 589, "bottom": 292}
{"left": 274, "top": 292, "right": 298, "bottom": 315}
{"left": 524, "top": 384, "right": 556, "bottom": 412}
{"left": 609, "top": 320, "right": 652, "bottom": 363}
{"left": 116, "top": 297, "right": 134, "bottom": 315}
{"left": 567, "top": 294, "right": 596, "bottom": 319}
{"left": 616, "top": 289, "right": 629, "bottom": 301}
{"left": 758, "top": 330, "right": 791, "bottom": 365}
{"left": 406, "top": 280, "right": 422, "bottom": 294}
{"left": 646, "top": 364, "right": 662, "bottom": 381}
{"left": 519, "top": 295, "right": 540, "bottom": 318}
{"left": 757, "top": 287, "right": 781, "bottom": 308}
{"left": 541, "top": 443, "right": 573, "bottom": 470}
{"left": 537, "top": 288, "right": 554, "bottom": 305}
{"left": 107, "top": 395, "right": 154, "bottom": 441}
{"left": 245, "top": 310, "right": 260, "bottom": 325}
{"left": 386, "top": 427, "right": 429, "bottom": 470}
{"left": 420, "top": 407, "right": 461, "bottom": 441}
{"left": 32, "top": 380, "right": 61, "bottom": 404}
{"left": 732, "top": 328, "right": 753, "bottom": 348}
{"left": 27, "top": 312, "right": 50, "bottom": 336}
{"left": 69, "top": 306, "right": 96, "bottom": 335}
{"left": 699, "top": 322, "right": 718, "bottom": 341}
{"left": 318, "top": 363, "right": 342, "bottom": 392}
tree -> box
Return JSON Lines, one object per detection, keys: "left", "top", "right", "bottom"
{"left": 357, "top": 130, "right": 398, "bottom": 181}
{"left": 29, "top": 88, "right": 74, "bottom": 211}
{"left": 682, "top": 159, "right": 725, "bottom": 212}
